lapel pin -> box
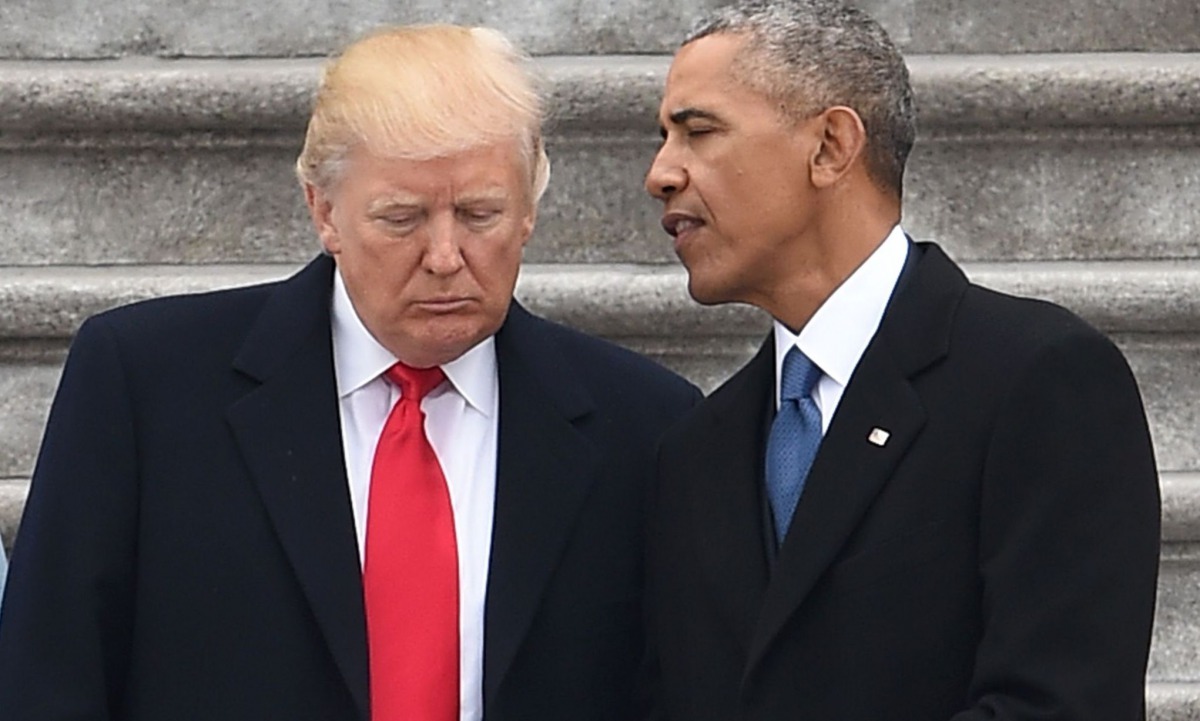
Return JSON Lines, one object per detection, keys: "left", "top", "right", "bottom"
{"left": 867, "top": 428, "right": 890, "bottom": 447}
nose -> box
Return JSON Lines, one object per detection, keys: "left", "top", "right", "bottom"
{"left": 645, "top": 144, "right": 686, "bottom": 201}
{"left": 422, "top": 217, "right": 466, "bottom": 276}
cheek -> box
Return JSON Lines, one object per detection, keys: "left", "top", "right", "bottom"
{"left": 343, "top": 236, "right": 424, "bottom": 298}
{"left": 692, "top": 152, "right": 752, "bottom": 212}
{"left": 474, "top": 250, "right": 522, "bottom": 300}
{"left": 469, "top": 225, "right": 528, "bottom": 280}
{"left": 734, "top": 167, "right": 805, "bottom": 228}
{"left": 695, "top": 173, "right": 755, "bottom": 237}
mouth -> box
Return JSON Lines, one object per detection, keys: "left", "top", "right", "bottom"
{"left": 661, "top": 211, "right": 705, "bottom": 253}
{"left": 413, "top": 297, "right": 474, "bottom": 314}
{"left": 661, "top": 211, "right": 705, "bottom": 237}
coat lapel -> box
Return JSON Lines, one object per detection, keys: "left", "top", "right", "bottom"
{"left": 743, "top": 243, "right": 969, "bottom": 683}
{"left": 483, "top": 303, "right": 599, "bottom": 707}
{"left": 224, "top": 255, "right": 370, "bottom": 720}
{"left": 684, "top": 340, "right": 774, "bottom": 646}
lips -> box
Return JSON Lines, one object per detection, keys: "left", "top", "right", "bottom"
{"left": 414, "top": 297, "right": 473, "bottom": 313}
{"left": 661, "top": 211, "right": 706, "bottom": 238}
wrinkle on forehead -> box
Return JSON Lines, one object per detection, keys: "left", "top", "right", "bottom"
{"left": 365, "top": 187, "right": 514, "bottom": 213}
{"left": 347, "top": 143, "right": 527, "bottom": 208}
{"left": 660, "top": 34, "right": 755, "bottom": 117}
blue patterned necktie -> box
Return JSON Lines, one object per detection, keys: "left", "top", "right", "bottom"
{"left": 765, "top": 347, "right": 824, "bottom": 544}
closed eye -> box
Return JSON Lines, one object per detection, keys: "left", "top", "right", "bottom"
{"left": 379, "top": 216, "right": 418, "bottom": 229}
{"left": 458, "top": 208, "right": 504, "bottom": 228}
{"left": 464, "top": 210, "right": 499, "bottom": 220}
{"left": 365, "top": 211, "right": 419, "bottom": 237}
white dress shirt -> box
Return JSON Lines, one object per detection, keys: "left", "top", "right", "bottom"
{"left": 774, "top": 224, "right": 910, "bottom": 430}
{"left": 0, "top": 544, "right": 7, "bottom": 617}
{"left": 331, "top": 270, "right": 497, "bottom": 721}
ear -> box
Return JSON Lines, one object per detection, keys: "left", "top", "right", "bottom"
{"left": 520, "top": 139, "right": 548, "bottom": 248}
{"left": 304, "top": 183, "right": 341, "bottom": 255}
{"left": 809, "top": 106, "right": 868, "bottom": 189}
{"left": 519, "top": 204, "right": 537, "bottom": 249}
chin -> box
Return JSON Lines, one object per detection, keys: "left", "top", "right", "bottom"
{"left": 685, "top": 275, "right": 734, "bottom": 307}
{"left": 425, "top": 321, "right": 499, "bottom": 364}
{"left": 385, "top": 331, "right": 466, "bottom": 369}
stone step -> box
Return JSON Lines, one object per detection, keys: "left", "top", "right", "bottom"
{"left": 2, "top": 263, "right": 1199, "bottom": 700}
{"left": 1, "top": 54, "right": 1198, "bottom": 266}
{"left": 0, "top": 0, "right": 1197, "bottom": 58}
{"left": 1150, "top": 682, "right": 1200, "bottom": 720}
{"left": 1156, "top": 533, "right": 1200, "bottom": 682}
{"left": 2, "top": 260, "right": 1200, "bottom": 474}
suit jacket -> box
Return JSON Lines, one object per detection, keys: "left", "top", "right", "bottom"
{"left": 0, "top": 254, "right": 700, "bottom": 721}
{"left": 647, "top": 242, "right": 1161, "bottom": 721}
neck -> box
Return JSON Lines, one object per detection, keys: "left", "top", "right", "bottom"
{"left": 757, "top": 188, "right": 900, "bottom": 332}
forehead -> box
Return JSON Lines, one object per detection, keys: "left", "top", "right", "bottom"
{"left": 346, "top": 141, "right": 527, "bottom": 199}
{"left": 660, "top": 33, "right": 763, "bottom": 119}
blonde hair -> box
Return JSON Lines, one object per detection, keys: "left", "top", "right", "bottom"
{"left": 296, "top": 24, "right": 550, "bottom": 203}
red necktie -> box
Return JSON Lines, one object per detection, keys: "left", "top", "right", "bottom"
{"left": 364, "top": 362, "right": 459, "bottom": 721}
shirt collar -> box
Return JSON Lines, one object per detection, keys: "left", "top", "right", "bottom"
{"left": 330, "top": 269, "right": 498, "bottom": 417}
{"left": 774, "top": 224, "right": 909, "bottom": 395}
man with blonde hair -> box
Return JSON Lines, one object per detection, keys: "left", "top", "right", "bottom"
{"left": 0, "top": 25, "right": 698, "bottom": 721}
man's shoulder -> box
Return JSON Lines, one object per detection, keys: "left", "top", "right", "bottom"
{"left": 94, "top": 279, "right": 279, "bottom": 330}
{"left": 78, "top": 278, "right": 281, "bottom": 359}
{"left": 504, "top": 304, "right": 701, "bottom": 404}
{"left": 896, "top": 246, "right": 1134, "bottom": 413}
{"left": 903, "top": 241, "right": 1112, "bottom": 359}
{"left": 82, "top": 259, "right": 327, "bottom": 350}
{"left": 956, "top": 280, "right": 1112, "bottom": 361}
{"left": 660, "top": 340, "right": 770, "bottom": 448}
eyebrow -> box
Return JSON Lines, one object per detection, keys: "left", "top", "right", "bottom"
{"left": 668, "top": 108, "right": 723, "bottom": 125}
{"left": 659, "top": 107, "right": 724, "bottom": 138}
{"left": 366, "top": 197, "right": 421, "bottom": 215}
{"left": 365, "top": 189, "right": 511, "bottom": 215}
{"left": 455, "top": 189, "right": 510, "bottom": 205}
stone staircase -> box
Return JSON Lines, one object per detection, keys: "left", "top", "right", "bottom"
{"left": 1, "top": 1, "right": 1198, "bottom": 716}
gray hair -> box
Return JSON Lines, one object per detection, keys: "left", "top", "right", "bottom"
{"left": 686, "top": 0, "right": 915, "bottom": 197}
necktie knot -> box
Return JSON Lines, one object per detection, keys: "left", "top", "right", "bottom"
{"left": 780, "top": 347, "right": 821, "bottom": 402}
{"left": 385, "top": 362, "right": 446, "bottom": 402}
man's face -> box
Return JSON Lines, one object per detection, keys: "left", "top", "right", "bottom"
{"left": 646, "top": 33, "right": 823, "bottom": 307}
{"left": 307, "top": 141, "right": 534, "bottom": 367}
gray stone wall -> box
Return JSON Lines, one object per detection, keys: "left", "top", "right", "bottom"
{"left": 2, "top": 55, "right": 1199, "bottom": 267}
{"left": 2, "top": 0, "right": 1199, "bottom": 714}
{"left": 2, "top": 0, "right": 1198, "bottom": 57}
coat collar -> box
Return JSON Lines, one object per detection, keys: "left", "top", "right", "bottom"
{"left": 676, "top": 338, "right": 776, "bottom": 651}
{"left": 482, "top": 302, "right": 600, "bottom": 707}
{"left": 742, "top": 243, "right": 969, "bottom": 683}
{"left": 225, "top": 255, "right": 371, "bottom": 719}
{"left": 224, "top": 261, "right": 608, "bottom": 716}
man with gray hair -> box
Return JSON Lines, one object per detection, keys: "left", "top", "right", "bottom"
{"left": 643, "top": 1, "right": 1160, "bottom": 719}
{"left": 0, "top": 24, "right": 698, "bottom": 721}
